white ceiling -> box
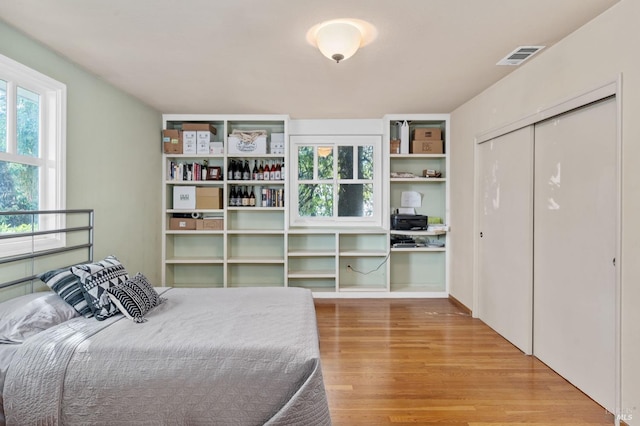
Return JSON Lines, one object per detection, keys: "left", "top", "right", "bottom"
{"left": 0, "top": 0, "right": 619, "bottom": 118}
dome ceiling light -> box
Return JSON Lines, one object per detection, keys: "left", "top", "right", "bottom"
{"left": 307, "top": 19, "right": 377, "bottom": 63}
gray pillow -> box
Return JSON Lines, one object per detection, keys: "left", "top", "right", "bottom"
{"left": 0, "top": 292, "right": 80, "bottom": 343}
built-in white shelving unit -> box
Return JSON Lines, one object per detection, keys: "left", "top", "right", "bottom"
{"left": 161, "top": 114, "right": 449, "bottom": 297}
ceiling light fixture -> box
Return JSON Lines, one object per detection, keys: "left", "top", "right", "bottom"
{"left": 307, "top": 19, "right": 377, "bottom": 63}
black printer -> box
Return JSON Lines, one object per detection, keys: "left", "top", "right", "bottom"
{"left": 390, "top": 214, "right": 428, "bottom": 230}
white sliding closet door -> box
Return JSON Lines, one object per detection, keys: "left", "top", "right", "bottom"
{"left": 478, "top": 127, "right": 534, "bottom": 354}
{"left": 533, "top": 97, "right": 616, "bottom": 411}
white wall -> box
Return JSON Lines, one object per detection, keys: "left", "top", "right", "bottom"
{"left": 0, "top": 21, "right": 162, "bottom": 284}
{"left": 450, "top": 0, "right": 639, "bottom": 421}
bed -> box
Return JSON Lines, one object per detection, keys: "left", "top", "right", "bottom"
{"left": 0, "top": 211, "right": 331, "bottom": 425}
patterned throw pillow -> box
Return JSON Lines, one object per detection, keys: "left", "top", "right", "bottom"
{"left": 71, "top": 255, "right": 129, "bottom": 321}
{"left": 107, "top": 273, "right": 166, "bottom": 323}
{"left": 38, "top": 267, "right": 93, "bottom": 317}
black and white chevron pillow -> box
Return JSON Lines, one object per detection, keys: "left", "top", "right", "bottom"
{"left": 107, "top": 273, "right": 166, "bottom": 323}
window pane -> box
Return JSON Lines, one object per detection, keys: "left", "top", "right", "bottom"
{"left": 338, "top": 146, "right": 353, "bottom": 179}
{"left": 0, "top": 80, "right": 6, "bottom": 152}
{"left": 338, "top": 184, "right": 373, "bottom": 217}
{"left": 358, "top": 145, "right": 374, "bottom": 179}
{"left": 298, "top": 184, "right": 333, "bottom": 217}
{"left": 298, "top": 146, "right": 313, "bottom": 180}
{"left": 0, "top": 161, "right": 39, "bottom": 231}
{"left": 317, "top": 146, "right": 333, "bottom": 180}
{"left": 17, "top": 86, "right": 40, "bottom": 157}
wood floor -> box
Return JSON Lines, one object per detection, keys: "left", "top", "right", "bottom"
{"left": 314, "top": 298, "right": 613, "bottom": 426}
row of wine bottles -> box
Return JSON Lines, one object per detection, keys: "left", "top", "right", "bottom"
{"left": 228, "top": 159, "right": 285, "bottom": 181}
{"left": 228, "top": 185, "right": 284, "bottom": 208}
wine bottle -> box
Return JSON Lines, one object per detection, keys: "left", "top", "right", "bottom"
{"left": 252, "top": 160, "right": 258, "bottom": 180}
{"left": 257, "top": 160, "right": 264, "bottom": 180}
{"left": 249, "top": 187, "right": 256, "bottom": 207}
{"left": 236, "top": 185, "right": 242, "bottom": 207}
{"left": 274, "top": 161, "right": 281, "bottom": 180}
{"left": 202, "top": 160, "right": 208, "bottom": 181}
{"left": 269, "top": 160, "right": 276, "bottom": 180}
{"left": 241, "top": 186, "right": 249, "bottom": 206}
{"left": 233, "top": 160, "right": 242, "bottom": 180}
{"left": 229, "top": 185, "right": 236, "bottom": 206}
{"left": 228, "top": 160, "right": 235, "bottom": 180}
{"left": 242, "top": 160, "right": 250, "bottom": 180}
{"left": 280, "top": 159, "right": 285, "bottom": 181}
{"left": 263, "top": 161, "right": 270, "bottom": 181}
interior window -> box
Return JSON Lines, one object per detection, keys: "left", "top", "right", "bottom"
{"left": 291, "top": 135, "right": 381, "bottom": 227}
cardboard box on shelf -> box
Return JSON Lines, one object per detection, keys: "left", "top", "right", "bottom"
{"left": 228, "top": 134, "right": 267, "bottom": 154}
{"left": 410, "top": 139, "right": 444, "bottom": 154}
{"left": 196, "top": 187, "right": 223, "bottom": 209}
{"left": 183, "top": 131, "right": 197, "bottom": 155}
{"left": 182, "top": 123, "right": 217, "bottom": 134}
{"left": 390, "top": 139, "right": 401, "bottom": 154}
{"left": 413, "top": 128, "right": 442, "bottom": 141}
{"left": 162, "top": 129, "right": 182, "bottom": 154}
{"left": 173, "top": 186, "right": 196, "bottom": 209}
{"left": 196, "top": 218, "right": 224, "bottom": 230}
{"left": 169, "top": 217, "right": 196, "bottom": 230}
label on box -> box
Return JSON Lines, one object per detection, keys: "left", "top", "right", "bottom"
{"left": 410, "top": 140, "right": 443, "bottom": 154}
{"left": 228, "top": 135, "right": 267, "bottom": 154}
{"left": 414, "top": 128, "right": 442, "bottom": 141}
{"left": 197, "top": 140, "right": 209, "bottom": 154}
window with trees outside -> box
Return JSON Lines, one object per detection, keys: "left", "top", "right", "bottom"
{"left": 290, "top": 135, "right": 382, "bottom": 227}
{"left": 0, "top": 53, "right": 66, "bottom": 255}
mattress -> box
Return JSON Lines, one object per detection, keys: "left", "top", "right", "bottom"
{"left": 3, "top": 287, "right": 331, "bottom": 425}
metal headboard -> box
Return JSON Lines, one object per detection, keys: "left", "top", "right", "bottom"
{"left": 0, "top": 209, "right": 94, "bottom": 291}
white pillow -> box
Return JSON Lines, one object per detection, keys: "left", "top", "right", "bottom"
{"left": 0, "top": 292, "right": 80, "bottom": 343}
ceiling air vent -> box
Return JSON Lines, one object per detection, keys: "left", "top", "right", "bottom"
{"left": 497, "top": 46, "right": 545, "bottom": 66}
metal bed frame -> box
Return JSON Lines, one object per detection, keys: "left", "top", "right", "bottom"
{"left": 0, "top": 209, "right": 94, "bottom": 291}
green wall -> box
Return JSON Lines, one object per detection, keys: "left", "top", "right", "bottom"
{"left": 0, "top": 20, "right": 162, "bottom": 284}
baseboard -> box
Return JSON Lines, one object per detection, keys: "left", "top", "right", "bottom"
{"left": 448, "top": 294, "right": 472, "bottom": 315}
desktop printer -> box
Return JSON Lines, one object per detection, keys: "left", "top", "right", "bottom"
{"left": 391, "top": 214, "right": 428, "bottom": 230}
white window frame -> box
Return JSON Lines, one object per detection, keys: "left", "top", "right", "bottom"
{"left": 290, "top": 135, "right": 382, "bottom": 227}
{"left": 0, "top": 53, "right": 67, "bottom": 256}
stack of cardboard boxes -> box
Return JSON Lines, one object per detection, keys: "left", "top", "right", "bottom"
{"left": 410, "top": 128, "right": 443, "bottom": 154}
{"left": 169, "top": 186, "right": 224, "bottom": 230}
{"left": 162, "top": 123, "right": 222, "bottom": 155}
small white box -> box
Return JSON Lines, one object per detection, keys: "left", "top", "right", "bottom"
{"left": 271, "top": 133, "right": 285, "bottom": 142}
{"left": 173, "top": 186, "right": 196, "bottom": 209}
{"left": 209, "top": 142, "right": 224, "bottom": 154}
{"left": 183, "top": 131, "right": 197, "bottom": 155}
{"left": 271, "top": 148, "right": 285, "bottom": 154}
{"left": 271, "top": 142, "right": 284, "bottom": 149}
{"left": 228, "top": 135, "right": 267, "bottom": 154}
{"left": 197, "top": 130, "right": 216, "bottom": 144}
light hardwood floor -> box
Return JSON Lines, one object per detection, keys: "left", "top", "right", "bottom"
{"left": 315, "top": 298, "right": 614, "bottom": 426}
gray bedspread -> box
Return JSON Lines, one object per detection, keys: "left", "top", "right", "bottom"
{"left": 3, "top": 287, "right": 331, "bottom": 425}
